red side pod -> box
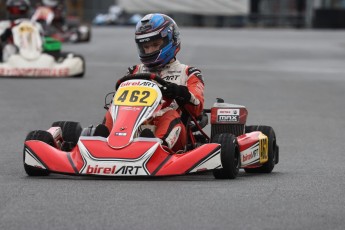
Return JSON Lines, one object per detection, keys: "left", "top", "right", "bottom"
{"left": 25, "top": 141, "right": 76, "bottom": 174}
{"left": 155, "top": 144, "right": 220, "bottom": 176}
{"left": 69, "top": 145, "right": 85, "bottom": 172}
{"left": 237, "top": 131, "right": 260, "bottom": 152}
{"left": 145, "top": 147, "right": 172, "bottom": 174}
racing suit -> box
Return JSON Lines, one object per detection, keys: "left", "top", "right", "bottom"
{"left": 103, "top": 59, "right": 205, "bottom": 152}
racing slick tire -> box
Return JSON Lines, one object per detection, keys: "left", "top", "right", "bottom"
{"left": 212, "top": 133, "right": 240, "bottom": 179}
{"left": 85, "top": 30, "right": 91, "bottom": 42}
{"left": 244, "top": 125, "right": 278, "bottom": 173}
{"left": 24, "top": 130, "right": 54, "bottom": 176}
{"left": 51, "top": 121, "right": 82, "bottom": 146}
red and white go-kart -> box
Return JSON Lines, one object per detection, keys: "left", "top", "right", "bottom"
{"left": 23, "top": 73, "right": 279, "bottom": 179}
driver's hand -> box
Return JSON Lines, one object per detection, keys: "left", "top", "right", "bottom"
{"left": 161, "top": 82, "right": 191, "bottom": 104}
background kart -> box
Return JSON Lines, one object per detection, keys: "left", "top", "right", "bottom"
{"left": 0, "top": 20, "right": 85, "bottom": 78}
{"left": 23, "top": 74, "right": 279, "bottom": 178}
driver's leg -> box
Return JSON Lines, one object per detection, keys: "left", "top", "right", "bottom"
{"left": 154, "top": 110, "right": 187, "bottom": 152}
{"left": 102, "top": 110, "right": 113, "bottom": 132}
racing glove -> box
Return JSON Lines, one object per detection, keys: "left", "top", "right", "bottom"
{"left": 161, "top": 82, "right": 191, "bottom": 104}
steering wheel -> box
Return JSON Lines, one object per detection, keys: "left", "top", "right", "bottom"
{"left": 115, "top": 73, "right": 168, "bottom": 90}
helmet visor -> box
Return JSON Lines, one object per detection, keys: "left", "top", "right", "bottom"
{"left": 135, "top": 29, "right": 170, "bottom": 56}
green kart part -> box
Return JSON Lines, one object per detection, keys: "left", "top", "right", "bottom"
{"left": 43, "top": 37, "right": 62, "bottom": 52}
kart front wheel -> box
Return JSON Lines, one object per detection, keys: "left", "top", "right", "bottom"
{"left": 212, "top": 133, "right": 240, "bottom": 179}
{"left": 24, "top": 130, "right": 54, "bottom": 176}
{"left": 244, "top": 125, "right": 278, "bottom": 173}
{"left": 51, "top": 121, "right": 82, "bottom": 145}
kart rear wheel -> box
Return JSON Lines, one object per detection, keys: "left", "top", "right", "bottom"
{"left": 85, "top": 30, "right": 91, "bottom": 42}
{"left": 244, "top": 125, "right": 278, "bottom": 173}
{"left": 212, "top": 133, "right": 240, "bottom": 179}
{"left": 57, "top": 53, "right": 85, "bottom": 77}
{"left": 51, "top": 121, "right": 82, "bottom": 145}
{"left": 73, "top": 54, "right": 85, "bottom": 78}
{"left": 24, "top": 130, "right": 54, "bottom": 176}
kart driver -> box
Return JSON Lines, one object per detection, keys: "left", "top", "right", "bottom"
{"left": 103, "top": 13, "right": 205, "bottom": 152}
{"left": 39, "top": 0, "right": 66, "bottom": 31}
{"left": 0, "top": 0, "right": 31, "bottom": 61}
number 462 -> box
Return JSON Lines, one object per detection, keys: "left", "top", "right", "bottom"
{"left": 117, "top": 90, "right": 150, "bottom": 104}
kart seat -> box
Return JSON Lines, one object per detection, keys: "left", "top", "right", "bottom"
{"left": 94, "top": 124, "right": 110, "bottom": 138}
{"left": 139, "top": 129, "right": 155, "bottom": 138}
{"left": 181, "top": 110, "right": 209, "bottom": 133}
{"left": 181, "top": 110, "right": 209, "bottom": 151}
{"left": 81, "top": 124, "right": 109, "bottom": 138}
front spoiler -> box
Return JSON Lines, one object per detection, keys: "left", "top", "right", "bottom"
{"left": 24, "top": 138, "right": 222, "bottom": 177}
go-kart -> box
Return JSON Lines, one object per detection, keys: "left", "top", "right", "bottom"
{"left": 0, "top": 20, "right": 85, "bottom": 78}
{"left": 23, "top": 73, "right": 279, "bottom": 178}
{"left": 31, "top": 6, "right": 91, "bottom": 43}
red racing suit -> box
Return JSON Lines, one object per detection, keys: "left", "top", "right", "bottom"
{"left": 103, "top": 59, "right": 205, "bottom": 151}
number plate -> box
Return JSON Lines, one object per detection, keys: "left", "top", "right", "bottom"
{"left": 114, "top": 86, "right": 158, "bottom": 106}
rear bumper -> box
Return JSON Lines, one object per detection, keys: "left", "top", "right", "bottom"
{"left": 0, "top": 53, "right": 84, "bottom": 77}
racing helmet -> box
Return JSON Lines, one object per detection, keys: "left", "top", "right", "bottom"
{"left": 135, "top": 13, "right": 181, "bottom": 69}
{"left": 42, "top": 0, "right": 59, "bottom": 8}
{"left": 6, "top": 0, "right": 31, "bottom": 19}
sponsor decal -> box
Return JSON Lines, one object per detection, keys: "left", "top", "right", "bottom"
{"left": 120, "top": 81, "right": 141, "bottom": 87}
{"left": 86, "top": 164, "right": 142, "bottom": 175}
{"left": 241, "top": 143, "right": 260, "bottom": 166}
{"left": 167, "top": 70, "right": 181, "bottom": 74}
{"left": 86, "top": 165, "right": 116, "bottom": 174}
{"left": 0, "top": 67, "right": 69, "bottom": 76}
{"left": 187, "top": 67, "right": 203, "bottom": 81}
{"left": 162, "top": 75, "right": 179, "bottom": 81}
{"left": 78, "top": 140, "right": 158, "bottom": 176}
{"left": 217, "top": 109, "right": 240, "bottom": 122}
{"left": 218, "top": 115, "right": 238, "bottom": 122}
{"left": 115, "top": 132, "right": 127, "bottom": 136}
{"left": 187, "top": 67, "right": 200, "bottom": 75}
{"left": 242, "top": 149, "right": 259, "bottom": 162}
{"left": 165, "top": 126, "right": 181, "bottom": 149}
{"left": 139, "top": 38, "right": 150, "bottom": 43}
{"left": 120, "top": 106, "right": 141, "bottom": 111}
{"left": 139, "top": 81, "right": 155, "bottom": 87}
{"left": 259, "top": 133, "right": 268, "bottom": 163}
{"left": 218, "top": 109, "right": 239, "bottom": 115}
{"left": 115, "top": 165, "right": 142, "bottom": 175}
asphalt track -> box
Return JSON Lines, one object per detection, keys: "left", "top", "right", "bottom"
{"left": 1, "top": 27, "right": 345, "bottom": 230}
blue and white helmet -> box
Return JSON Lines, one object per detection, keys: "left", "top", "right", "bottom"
{"left": 135, "top": 13, "right": 181, "bottom": 69}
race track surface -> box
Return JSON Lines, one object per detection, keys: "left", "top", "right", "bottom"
{"left": 1, "top": 27, "right": 345, "bottom": 230}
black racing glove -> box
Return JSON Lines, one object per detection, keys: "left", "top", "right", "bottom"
{"left": 161, "top": 82, "right": 191, "bottom": 104}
